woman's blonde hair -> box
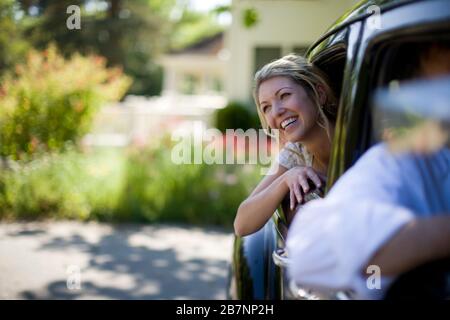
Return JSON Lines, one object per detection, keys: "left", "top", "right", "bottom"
{"left": 253, "top": 54, "right": 337, "bottom": 140}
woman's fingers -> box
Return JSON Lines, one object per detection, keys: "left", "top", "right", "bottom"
{"left": 297, "top": 174, "right": 310, "bottom": 194}
{"left": 293, "top": 182, "right": 303, "bottom": 204}
{"left": 306, "top": 168, "right": 322, "bottom": 189}
{"left": 286, "top": 166, "right": 326, "bottom": 209}
{"left": 290, "top": 188, "right": 295, "bottom": 210}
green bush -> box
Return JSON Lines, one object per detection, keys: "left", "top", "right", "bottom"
{"left": 115, "top": 139, "right": 261, "bottom": 226}
{"left": 0, "top": 139, "right": 261, "bottom": 227}
{"left": 0, "top": 148, "right": 126, "bottom": 221}
{"left": 215, "top": 101, "right": 260, "bottom": 133}
{"left": 0, "top": 0, "right": 29, "bottom": 76}
{"left": 0, "top": 45, "right": 131, "bottom": 160}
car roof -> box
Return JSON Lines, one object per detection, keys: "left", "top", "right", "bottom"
{"left": 308, "top": 0, "right": 425, "bottom": 53}
{"left": 338, "top": 0, "right": 419, "bottom": 22}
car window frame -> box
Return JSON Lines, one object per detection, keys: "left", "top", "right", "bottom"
{"left": 327, "top": 0, "right": 450, "bottom": 190}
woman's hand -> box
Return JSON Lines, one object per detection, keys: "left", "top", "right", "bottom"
{"left": 284, "top": 166, "right": 325, "bottom": 210}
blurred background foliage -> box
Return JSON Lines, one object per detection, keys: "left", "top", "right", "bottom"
{"left": 0, "top": 0, "right": 30, "bottom": 74}
{"left": 0, "top": 0, "right": 226, "bottom": 96}
{"left": 0, "top": 45, "right": 131, "bottom": 159}
{"left": 0, "top": 137, "right": 261, "bottom": 227}
{"left": 0, "top": 0, "right": 261, "bottom": 227}
{"left": 215, "top": 101, "right": 261, "bottom": 133}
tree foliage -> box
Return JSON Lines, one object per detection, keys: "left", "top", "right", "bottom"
{"left": 12, "top": 0, "right": 166, "bottom": 95}
{"left": 0, "top": 45, "right": 131, "bottom": 159}
{"left": 0, "top": 0, "right": 30, "bottom": 76}
{"left": 7, "top": 0, "right": 225, "bottom": 96}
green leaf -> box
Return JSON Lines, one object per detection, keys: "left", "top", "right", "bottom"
{"left": 242, "top": 7, "right": 259, "bottom": 29}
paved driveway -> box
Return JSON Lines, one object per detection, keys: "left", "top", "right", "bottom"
{"left": 0, "top": 221, "right": 234, "bottom": 300}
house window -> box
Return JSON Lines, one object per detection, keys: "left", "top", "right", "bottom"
{"left": 212, "top": 77, "right": 223, "bottom": 93}
{"left": 181, "top": 74, "right": 199, "bottom": 95}
{"left": 254, "top": 46, "right": 282, "bottom": 74}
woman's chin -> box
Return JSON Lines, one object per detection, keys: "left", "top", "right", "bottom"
{"left": 284, "top": 130, "right": 305, "bottom": 143}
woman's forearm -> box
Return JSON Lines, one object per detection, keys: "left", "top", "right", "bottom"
{"left": 366, "top": 216, "right": 450, "bottom": 276}
{"left": 234, "top": 172, "right": 289, "bottom": 237}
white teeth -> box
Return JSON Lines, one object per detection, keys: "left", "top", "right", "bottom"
{"left": 281, "top": 117, "right": 297, "bottom": 129}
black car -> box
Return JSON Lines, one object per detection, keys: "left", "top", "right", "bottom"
{"left": 227, "top": 0, "right": 450, "bottom": 300}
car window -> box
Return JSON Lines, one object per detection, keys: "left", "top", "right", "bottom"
{"left": 369, "top": 37, "right": 450, "bottom": 145}
{"left": 311, "top": 44, "right": 347, "bottom": 104}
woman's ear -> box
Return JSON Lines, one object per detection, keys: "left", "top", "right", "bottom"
{"left": 316, "top": 84, "right": 327, "bottom": 106}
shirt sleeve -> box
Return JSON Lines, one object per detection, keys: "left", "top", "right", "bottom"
{"left": 285, "top": 143, "right": 416, "bottom": 299}
{"left": 286, "top": 198, "right": 414, "bottom": 299}
{"left": 277, "top": 142, "right": 305, "bottom": 169}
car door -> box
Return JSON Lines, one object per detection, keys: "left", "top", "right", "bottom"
{"left": 328, "top": 0, "right": 450, "bottom": 183}
{"left": 330, "top": 0, "right": 450, "bottom": 299}
{"left": 286, "top": 0, "right": 450, "bottom": 299}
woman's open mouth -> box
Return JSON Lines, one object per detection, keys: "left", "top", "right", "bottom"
{"left": 280, "top": 117, "right": 298, "bottom": 131}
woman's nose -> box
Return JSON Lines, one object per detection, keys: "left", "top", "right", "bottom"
{"left": 272, "top": 102, "right": 286, "bottom": 117}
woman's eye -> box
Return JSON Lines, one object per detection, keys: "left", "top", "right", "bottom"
{"left": 262, "top": 105, "right": 271, "bottom": 113}
{"left": 280, "top": 92, "right": 291, "bottom": 100}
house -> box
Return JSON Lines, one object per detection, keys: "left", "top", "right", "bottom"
{"left": 225, "top": 0, "right": 359, "bottom": 105}
{"left": 160, "top": 0, "right": 360, "bottom": 106}
{"left": 86, "top": 33, "right": 229, "bottom": 147}
{"left": 160, "top": 32, "right": 228, "bottom": 96}
{"left": 87, "top": 1, "right": 361, "bottom": 147}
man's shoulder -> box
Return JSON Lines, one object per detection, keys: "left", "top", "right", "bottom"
{"left": 358, "top": 143, "right": 390, "bottom": 164}
{"left": 327, "top": 143, "right": 399, "bottom": 200}
{"left": 349, "top": 143, "right": 396, "bottom": 175}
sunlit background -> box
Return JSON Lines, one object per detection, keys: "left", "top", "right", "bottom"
{"left": 0, "top": 0, "right": 359, "bottom": 299}
{"left": 0, "top": 0, "right": 358, "bottom": 225}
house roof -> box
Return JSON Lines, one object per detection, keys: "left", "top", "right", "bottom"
{"left": 169, "top": 32, "right": 224, "bottom": 56}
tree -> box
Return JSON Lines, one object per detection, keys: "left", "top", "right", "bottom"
{"left": 0, "top": 0, "right": 29, "bottom": 76}
{"left": 169, "top": 5, "right": 224, "bottom": 51}
{"left": 16, "top": 0, "right": 168, "bottom": 96}
{"left": 7, "top": 0, "right": 226, "bottom": 96}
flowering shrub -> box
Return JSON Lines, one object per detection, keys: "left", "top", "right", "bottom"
{"left": 0, "top": 45, "right": 131, "bottom": 159}
{"left": 0, "top": 139, "right": 261, "bottom": 226}
{"left": 114, "top": 137, "right": 261, "bottom": 225}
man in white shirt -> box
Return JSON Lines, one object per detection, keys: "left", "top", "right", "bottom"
{"left": 286, "top": 142, "right": 450, "bottom": 299}
{"left": 286, "top": 42, "right": 450, "bottom": 299}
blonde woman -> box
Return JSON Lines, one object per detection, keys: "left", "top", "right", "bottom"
{"left": 234, "top": 54, "right": 338, "bottom": 237}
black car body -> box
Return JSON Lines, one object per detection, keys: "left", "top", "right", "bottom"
{"left": 227, "top": 0, "right": 450, "bottom": 300}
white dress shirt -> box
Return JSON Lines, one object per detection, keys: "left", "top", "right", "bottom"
{"left": 286, "top": 143, "right": 450, "bottom": 299}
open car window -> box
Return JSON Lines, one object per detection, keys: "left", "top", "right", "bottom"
{"left": 310, "top": 44, "right": 347, "bottom": 106}
{"left": 369, "top": 37, "right": 450, "bottom": 146}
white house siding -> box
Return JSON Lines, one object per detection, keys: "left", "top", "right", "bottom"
{"left": 161, "top": 54, "right": 226, "bottom": 96}
{"left": 226, "top": 0, "right": 359, "bottom": 104}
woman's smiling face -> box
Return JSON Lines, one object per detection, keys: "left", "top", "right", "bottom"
{"left": 258, "top": 76, "right": 319, "bottom": 143}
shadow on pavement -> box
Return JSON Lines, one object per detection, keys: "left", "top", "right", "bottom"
{"left": 15, "top": 224, "right": 230, "bottom": 299}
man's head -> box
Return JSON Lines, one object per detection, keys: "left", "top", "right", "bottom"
{"left": 416, "top": 42, "right": 450, "bottom": 78}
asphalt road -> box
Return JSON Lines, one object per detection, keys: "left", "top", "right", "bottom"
{"left": 0, "top": 221, "right": 234, "bottom": 300}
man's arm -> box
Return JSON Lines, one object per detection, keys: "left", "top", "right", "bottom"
{"left": 366, "top": 215, "right": 450, "bottom": 276}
